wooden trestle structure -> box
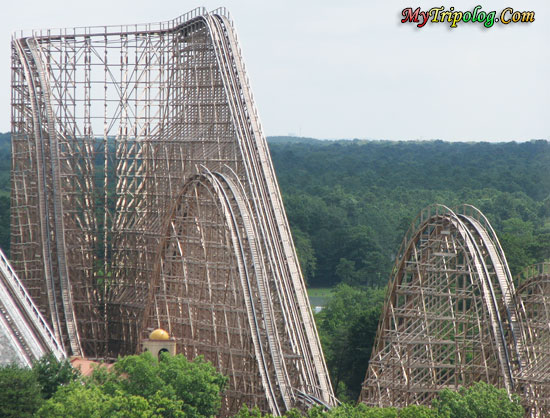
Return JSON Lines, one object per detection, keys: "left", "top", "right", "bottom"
{"left": 10, "top": 8, "right": 335, "bottom": 416}
{"left": 515, "top": 263, "right": 550, "bottom": 417}
{"left": 360, "top": 204, "right": 550, "bottom": 417}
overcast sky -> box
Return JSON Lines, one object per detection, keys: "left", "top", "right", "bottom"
{"left": 2, "top": 1, "right": 549, "bottom": 141}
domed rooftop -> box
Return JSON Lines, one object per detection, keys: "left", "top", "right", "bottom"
{"left": 149, "top": 328, "right": 170, "bottom": 341}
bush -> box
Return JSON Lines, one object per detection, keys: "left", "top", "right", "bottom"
{"left": 36, "top": 382, "right": 185, "bottom": 418}
{"left": 37, "top": 351, "right": 227, "bottom": 418}
{"left": 432, "top": 381, "right": 524, "bottom": 418}
{"left": 232, "top": 402, "right": 439, "bottom": 418}
{"left": 0, "top": 362, "right": 43, "bottom": 417}
{"left": 32, "top": 353, "right": 80, "bottom": 399}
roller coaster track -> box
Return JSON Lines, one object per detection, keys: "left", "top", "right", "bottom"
{"left": 361, "top": 204, "right": 524, "bottom": 407}
{"left": 10, "top": 8, "right": 335, "bottom": 416}
{"left": 12, "top": 38, "right": 63, "bottom": 348}
{"left": 0, "top": 247, "right": 65, "bottom": 366}
{"left": 206, "top": 12, "right": 332, "bottom": 408}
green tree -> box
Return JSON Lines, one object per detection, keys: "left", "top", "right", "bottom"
{"left": 432, "top": 381, "right": 524, "bottom": 418}
{"left": 37, "top": 383, "right": 183, "bottom": 418}
{"left": 293, "top": 227, "right": 317, "bottom": 284}
{"left": 230, "top": 383, "right": 522, "bottom": 417}
{"left": 37, "top": 383, "right": 107, "bottom": 418}
{"left": 271, "top": 138, "right": 550, "bottom": 287}
{"left": 0, "top": 363, "right": 44, "bottom": 417}
{"left": 308, "top": 403, "right": 440, "bottom": 418}
{"left": 232, "top": 405, "right": 271, "bottom": 418}
{"left": 38, "top": 352, "right": 226, "bottom": 417}
{"left": 33, "top": 353, "right": 80, "bottom": 399}
{"left": 108, "top": 352, "right": 227, "bottom": 417}
{"left": 398, "top": 405, "right": 441, "bottom": 418}
{"left": 316, "top": 284, "right": 385, "bottom": 400}
{"left": 325, "top": 403, "right": 397, "bottom": 418}
{"left": 336, "top": 226, "right": 386, "bottom": 287}
{"left": 498, "top": 218, "right": 537, "bottom": 276}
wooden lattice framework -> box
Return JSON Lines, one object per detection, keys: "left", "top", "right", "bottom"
{"left": 515, "top": 263, "right": 550, "bottom": 417}
{"left": 360, "top": 204, "right": 523, "bottom": 407}
{"left": 10, "top": 8, "right": 334, "bottom": 415}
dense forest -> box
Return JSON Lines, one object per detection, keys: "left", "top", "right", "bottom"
{"left": 269, "top": 136, "right": 550, "bottom": 286}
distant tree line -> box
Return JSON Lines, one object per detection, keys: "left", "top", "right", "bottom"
{"left": 269, "top": 137, "right": 550, "bottom": 286}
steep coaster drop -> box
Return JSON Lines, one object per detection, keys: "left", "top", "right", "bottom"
{"left": 10, "top": 8, "right": 335, "bottom": 416}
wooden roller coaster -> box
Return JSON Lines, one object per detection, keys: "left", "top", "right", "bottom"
{"left": 10, "top": 8, "right": 335, "bottom": 416}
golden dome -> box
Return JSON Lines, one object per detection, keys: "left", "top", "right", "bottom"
{"left": 149, "top": 328, "right": 170, "bottom": 341}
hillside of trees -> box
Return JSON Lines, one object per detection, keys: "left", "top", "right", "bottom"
{"left": 269, "top": 137, "right": 550, "bottom": 286}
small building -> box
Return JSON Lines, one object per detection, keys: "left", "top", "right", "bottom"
{"left": 141, "top": 328, "right": 176, "bottom": 359}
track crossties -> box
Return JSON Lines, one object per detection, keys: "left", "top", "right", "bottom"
{"left": 0, "top": 248, "right": 64, "bottom": 366}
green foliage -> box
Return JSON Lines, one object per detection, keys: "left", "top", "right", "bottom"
{"left": 398, "top": 405, "right": 441, "bottom": 418}
{"left": 282, "top": 189, "right": 390, "bottom": 288}
{"left": 322, "top": 403, "right": 398, "bottom": 418}
{"left": 233, "top": 405, "right": 270, "bottom": 418}
{"left": 106, "top": 352, "right": 228, "bottom": 417}
{"left": 231, "top": 383, "right": 522, "bottom": 417}
{"left": 498, "top": 218, "right": 550, "bottom": 277}
{"left": 37, "top": 383, "right": 108, "bottom": 418}
{"left": 36, "top": 383, "right": 181, "bottom": 418}
{"left": 432, "top": 381, "right": 524, "bottom": 418}
{"left": 269, "top": 139, "right": 550, "bottom": 287}
{"left": 307, "top": 287, "right": 333, "bottom": 307}
{"left": 315, "top": 284, "right": 385, "bottom": 400}
{"left": 38, "top": 352, "right": 226, "bottom": 418}
{"left": 32, "top": 353, "right": 80, "bottom": 399}
{"left": 0, "top": 362, "right": 44, "bottom": 417}
{"left": 0, "top": 354, "right": 79, "bottom": 418}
